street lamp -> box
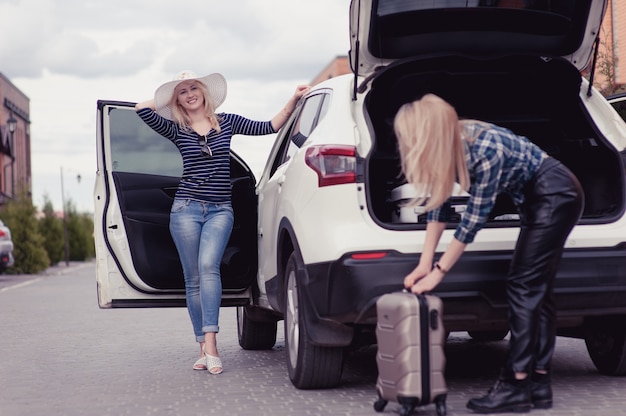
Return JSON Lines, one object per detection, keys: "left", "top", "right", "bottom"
{"left": 60, "top": 167, "right": 82, "bottom": 266}
{"left": 6, "top": 114, "right": 17, "bottom": 198}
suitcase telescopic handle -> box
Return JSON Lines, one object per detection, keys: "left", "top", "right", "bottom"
{"left": 402, "top": 289, "right": 439, "bottom": 330}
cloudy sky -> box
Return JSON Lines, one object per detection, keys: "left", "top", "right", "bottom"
{"left": 1, "top": 0, "right": 352, "bottom": 213}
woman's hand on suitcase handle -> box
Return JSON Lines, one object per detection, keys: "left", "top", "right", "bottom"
{"left": 404, "top": 224, "right": 468, "bottom": 293}
{"left": 404, "top": 263, "right": 431, "bottom": 291}
{"left": 405, "top": 238, "right": 467, "bottom": 294}
{"left": 408, "top": 269, "right": 445, "bottom": 294}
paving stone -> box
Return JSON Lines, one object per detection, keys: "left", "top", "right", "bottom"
{"left": 0, "top": 263, "right": 625, "bottom": 416}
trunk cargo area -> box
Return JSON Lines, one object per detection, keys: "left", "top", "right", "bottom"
{"left": 365, "top": 55, "right": 624, "bottom": 226}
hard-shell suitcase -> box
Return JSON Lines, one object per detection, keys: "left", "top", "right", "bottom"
{"left": 373, "top": 291, "right": 447, "bottom": 416}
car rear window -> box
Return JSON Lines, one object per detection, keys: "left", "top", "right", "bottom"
{"left": 378, "top": 0, "right": 582, "bottom": 20}
{"left": 370, "top": 0, "right": 594, "bottom": 58}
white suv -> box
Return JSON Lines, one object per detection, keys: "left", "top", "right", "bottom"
{"left": 95, "top": 0, "right": 626, "bottom": 389}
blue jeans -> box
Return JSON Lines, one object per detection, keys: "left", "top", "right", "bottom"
{"left": 169, "top": 198, "right": 234, "bottom": 343}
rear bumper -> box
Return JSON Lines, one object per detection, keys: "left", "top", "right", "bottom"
{"left": 300, "top": 244, "right": 626, "bottom": 345}
{"left": 0, "top": 250, "right": 14, "bottom": 270}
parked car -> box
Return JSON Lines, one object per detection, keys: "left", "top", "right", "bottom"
{"left": 0, "top": 219, "right": 15, "bottom": 273}
{"left": 95, "top": 0, "right": 626, "bottom": 389}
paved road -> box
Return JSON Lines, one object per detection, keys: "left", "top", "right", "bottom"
{"left": 1, "top": 262, "right": 625, "bottom": 416}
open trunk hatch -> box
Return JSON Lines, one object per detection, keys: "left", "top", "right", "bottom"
{"left": 350, "top": 0, "right": 607, "bottom": 76}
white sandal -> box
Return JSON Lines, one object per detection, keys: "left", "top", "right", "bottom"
{"left": 193, "top": 355, "right": 207, "bottom": 371}
{"left": 204, "top": 352, "right": 223, "bottom": 375}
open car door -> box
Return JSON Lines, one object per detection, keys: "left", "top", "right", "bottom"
{"left": 94, "top": 101, "right": 257, "bottom": 308}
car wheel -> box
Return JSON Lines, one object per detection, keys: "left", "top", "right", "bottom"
{"left": 467, "top": 330, "right": 509, "bottom": 342}
{"left": 237, "top": 305, "right": 277, "bottom": 350}
{"left": 584, "top": 316, "right": 626, "bottom": 376}
{"left": 284, "top": 252, "right": 344, "bottom": 389}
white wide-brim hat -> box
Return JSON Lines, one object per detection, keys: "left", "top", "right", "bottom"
{"left": 154, "top": 70, "right": 227, "bottom": 120}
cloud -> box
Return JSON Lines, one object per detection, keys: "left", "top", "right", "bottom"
{"left": 41, "top": 34, "right": 157, "bottom": 78}
{"left": 2, "top": 0, "right": 353, "bottom": 112}
{"left": 2, "top": 0, "right": 350, "bottom": 81}
{"left": 2, "top": 0, "right": 352, "bottom": 213}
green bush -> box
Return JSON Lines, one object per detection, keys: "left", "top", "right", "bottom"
{"left": 0, "top": 193, "right": 95, "bottom": 274}
{"left": 64, "top": 199, "right": 95, "bottom": 261}
{"left": 39, "top": 194, "right": 64, "bottom": 265}
{"left": 1, "top": 192, "right": 50, "bottom": 274}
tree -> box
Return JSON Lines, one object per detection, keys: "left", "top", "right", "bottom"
{"left": 64, "top": 199, "right": 95, "bottom": 261}
{"left": 39, "top": 194, "right": 64, "bottom": 265}
{"left": 585, "top": 26, "right": 625, "bottom": 96}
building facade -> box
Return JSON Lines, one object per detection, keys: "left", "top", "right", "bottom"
{"left": 0, "top": 73, "right": 31, "bottom": 205}
{"left": 596, "top": 0, "right": 626, "bottom": 92}
{"left": 310, "top": 55, "right": 351, "bottom": 86}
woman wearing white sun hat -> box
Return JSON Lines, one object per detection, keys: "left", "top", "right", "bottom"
{"left": 136, "top": 70, "right": 309, "bottom": 374}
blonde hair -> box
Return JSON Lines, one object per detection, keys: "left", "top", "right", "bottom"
{"left": 169, "top": 80, "right": 222, "bottom": 133}
{"left": 394, "top": 94, "right": 470, "bottom": 211}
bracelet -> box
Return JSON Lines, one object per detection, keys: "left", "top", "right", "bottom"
{"left": 433, "top": 262, "right": 448, "bottom": 274}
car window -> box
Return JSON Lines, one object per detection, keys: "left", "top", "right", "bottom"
{"left": 109, "top": 107, "right": 182, "bottom": 177}
{"left": 282, "top": 93, "right": 330, "bottom": 162}
{"left": 609, "top": 97, "right": 626, "bottom": 122}
{"left": 377, "top": 0, "right": 577, "bottom": 17}
{"left": 266, "top": 92, "right": 331, "bottom": 177}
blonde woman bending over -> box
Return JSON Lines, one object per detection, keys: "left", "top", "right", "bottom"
{"left": 394, "top": 94, "right": 583, "bottom": 414}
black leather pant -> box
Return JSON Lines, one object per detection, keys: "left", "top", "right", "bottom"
{"left": 505, "top": 157, "right": 584, "bottom": 375}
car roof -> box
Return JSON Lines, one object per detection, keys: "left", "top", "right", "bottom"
{"left": 349, "top": 0, "right": 607, "bottom": 76}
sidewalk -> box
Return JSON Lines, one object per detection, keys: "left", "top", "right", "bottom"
{"left": 0, "top": 260, "right": 95, "bottom": 293}
{"left": 41, "top": 259, "right": 94, "bottom": 276}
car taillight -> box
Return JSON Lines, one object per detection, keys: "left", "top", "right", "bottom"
{"left": 304, "top": 145, "right": 357, "bottom": 187}
{"left": 0, "top": 230, "right": 5, "bottom": 237}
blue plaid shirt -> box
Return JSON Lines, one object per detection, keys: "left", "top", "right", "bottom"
{"left": 427, "top": 122, "right": 546, "bottom": 244}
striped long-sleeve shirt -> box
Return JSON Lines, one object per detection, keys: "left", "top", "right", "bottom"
{"left": 137, "top": 107, "right": 275, "bottom": 203}
{"left": 427, "top": 122, "right": 547, "bottom": 244}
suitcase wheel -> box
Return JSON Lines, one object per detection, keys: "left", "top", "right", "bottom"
{"left": 373, "top": 397, "right": 387, "bottom": 412}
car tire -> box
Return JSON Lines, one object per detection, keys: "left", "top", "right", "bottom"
{"left": 284, "top": 252, "right": 344, "bottom": 389}
{"left": 584, "top": 316, "right": 626, "bottom": 376}
{"left": 237, "top": 305, "right": 277, "bottom": 350}
{"left": 467, "top": 330, "right": 509, "bottom": 342}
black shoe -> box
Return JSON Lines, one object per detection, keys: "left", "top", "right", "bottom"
{"left": 531, "top": 373, "right": 553, "bottom": 409}
{"left": 467, "top": 378, "right": 532, "bottom": 414}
